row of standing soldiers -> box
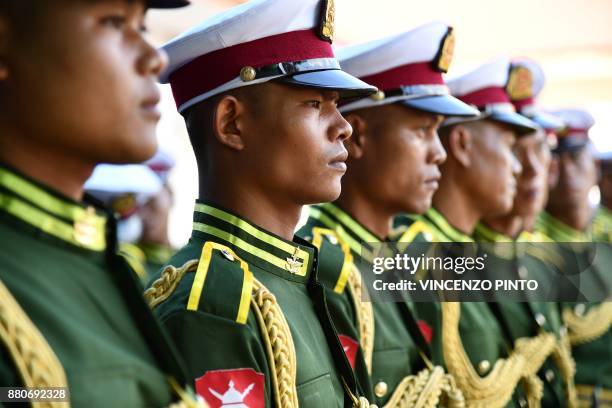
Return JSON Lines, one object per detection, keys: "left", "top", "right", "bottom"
{"left": 0, "top": 0, "right": 610, "bottom": 407}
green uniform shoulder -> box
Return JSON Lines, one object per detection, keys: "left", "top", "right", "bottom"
{"left": 297, "top": 222, "right": 353, "bottom": 295}
{"left": 391, "top": 215, "right": 437, "bottom": 243}
{"left": 145, "top": 240, "right": 253, "bottom": 326}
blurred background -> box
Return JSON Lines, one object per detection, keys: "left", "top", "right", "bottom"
{"left": 145, "top": 0, "right": 612, "bottom": 247}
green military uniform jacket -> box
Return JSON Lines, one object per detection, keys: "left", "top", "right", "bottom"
{"left": 299, "top": 203, "right": 440, "bottom": 407}
{"left": 0, "top": 165, "right": 198, "bottom": 407}
{"left": 394, "top": 208, "right": 551, "bottom": 408}
{"left": 145, "top": 202, "right": 364, "bottom": 408}
{"left": 535, "top": 212, "right": 612, "bottom": 407}
{"left": 473, "top": 222, "right": 576, "bottom": 407}
{"left": 592, "top": 206, "right": 612, "bottom": 243}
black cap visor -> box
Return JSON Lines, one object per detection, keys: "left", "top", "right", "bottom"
{"left": 278, "top": 69, "right": 377, "bottom": 100}
{"left": 400, "top": 94, "right": 480, "bottom": 118}
{"left": 147, "top": 0, "right": 189, "bottom": 9}
{"left": 489, "top": 111, "right": 539, "bottom": 136}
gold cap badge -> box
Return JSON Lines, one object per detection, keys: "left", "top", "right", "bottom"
{"left": 240, "top": 66, "right": 257, "bottom": 82}
{"left": 318, "top": 0, "right": 335, "bottom": 43}
{"left": 506, "top": 66, "right": 533, "bottom": 101}
{"left": 433, "top": 27, "right": 455, "bottom": 73}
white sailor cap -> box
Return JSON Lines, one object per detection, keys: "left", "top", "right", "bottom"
{"left": 508, "top": 58, "right": 564, "bottom": 131}
{"left": 144, "top": 149, "right": 176, "bottom": 184}
{"left": 159, "top": 0, "right": 376, "bottom": 113}
{"left": 443, "top": 57, "right": 539, "bottom": 135}
{"left": 337, "top": 21, "right": 478, "bottom": 117}
{"left": 84, "top": 164, "right": 162, "bottom": 218}
{"left": 551, "top": 108, "right": 595, "bottom": 152}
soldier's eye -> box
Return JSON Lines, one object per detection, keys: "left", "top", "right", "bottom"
{"left": 101, "top": 15, "right": 127, "bottom": 30}
{"left": 306, "top": 100, "right": 322, "bottom": 109}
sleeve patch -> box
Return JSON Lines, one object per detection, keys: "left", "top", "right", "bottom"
{"left": 195, "top": 368, "right": 265, "bottom": 408}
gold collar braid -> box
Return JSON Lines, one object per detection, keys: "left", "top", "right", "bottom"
{"left": 0, "top": 280, "right": 69, "bottom": 408}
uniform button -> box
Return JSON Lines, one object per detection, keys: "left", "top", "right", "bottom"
{"left": 424, "top": 232, "right": 434, "bottom": 242}
{"left": 574, "top": 303, "right": 586, "bottom": 316}
{"left": 221, "top": 249, "right": 235, "bottom": 262}
{"left": 535, "top": 313, "right": 547, "bottom": 327}
{"left": 328, "top": 235, "right": 338, "bottom": 245}
{"left": 519, "top": 398, "right": 528, "bottom": 407}
{"left": 518, "top": 266, "right": 528, "bottom": 279}
{"left": 374, "top": 381, "right": 388, "bottom": 398}
{"left": 478, "top": 360, "right": 491, "bottom": 375}
{"left": 545, "top": 369, "right": 555, "bottom": 382}
{"left": 559, "top": 325, "right": 568, "bottom": 338}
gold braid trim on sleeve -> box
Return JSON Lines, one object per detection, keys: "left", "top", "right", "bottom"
{"left": 441, "top": 302, "right": 556, "bottom": 408}
{"left": 382, "top": 366, "right": 465, "bottom": 408}
{"left": 0, "top": 280, "right": 69, "bottom": 408}
{"left": 250, "top": 278, "right": 299, "bottom": 408}
{"left": 551, "top": 335, "right": 577, "bottom": 408}
{"left": 145, "top": 260, "right": 200, "bottom": 309}
{"left": 562, "top": 303, "right": 612, "bottom": 346}
{"left": 346, "top": 264, "right": 375, "bottom": 374}
{"left": 521, "top": 375, "right": 544, "bottom": 408}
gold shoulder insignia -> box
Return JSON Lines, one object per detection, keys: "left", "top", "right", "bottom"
{"left": 0, "top": 280, "right": 69, "bottom": 407}
{"left": 318, "top": 0, "right": 335, "bottom": 43}
{"left": 433, "top": 27, "right": 455, "bottom": 73}
{"left": 506, "top": 65, "right": 533, "bottom": 101}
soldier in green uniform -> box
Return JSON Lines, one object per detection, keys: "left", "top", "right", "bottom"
{"left": 536, "top": 109, "right": 612, "bottom": 407}
{"left": 394, "top": 58, "right": 558, "bottom": 407}
{"left": 298, "top": 22, "right": 478, "bottom": 407}
{"left": 473, "top": 59, "right": 577, "bottom": 407}
{"left": 0, "top": 0, "right": 205, "bottom": 406}
{"left": 143, "top": 0, "right": 379, "bottom": 406}
{"left": 592, "top": 148, "right": 612, "bottom": 243}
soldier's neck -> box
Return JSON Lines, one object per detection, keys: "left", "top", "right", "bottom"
{"left": 482, "top": 214, "right": 524, "bottom": 239}
{"left": 335, "top": 186, "right": 393, "bottom": 240}
{"left": 200, "top": 180, "right": 302, "bottom": 241}
{"left": 432, "top": 183, "right": 481, "bottom": 235}
{"left": 0, "top": 136, "right": 92, "bottom": 201}
{"left": 546, "top": 203, "right": 592, "bottom": 232}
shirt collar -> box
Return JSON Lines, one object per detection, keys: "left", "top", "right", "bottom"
{"left": 191, "top": 201, "right": 315, "bottom": 282}
{"left": 0, "top": 165, "right": 107, "bottom": 251}
{"left": 308, "top": 203, "right": 382, "bottom": 262}
{"left": 473, "top": 222, "right": 514, "bottom": 243}
{"left": 422, "top": 207, "right": 474, "bottom": 243}
{"left": 536, "top": 212, "right": 589, "bottom": 242}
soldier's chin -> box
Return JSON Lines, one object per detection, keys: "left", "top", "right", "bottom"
{"left": 302, "top": 179, "right": 342, "bottom": 205}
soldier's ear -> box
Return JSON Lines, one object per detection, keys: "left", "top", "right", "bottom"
{"left": 343, "top": 113, "right": 366, "bottom": 159}
{"left": 548, "top": 155, "right": 560, "bottom": 189}
{"left": 212, "top": 95, "right": 246, "bottom": 151}
{"left": 447, "top": 124, "right": 472, "bottom": 167}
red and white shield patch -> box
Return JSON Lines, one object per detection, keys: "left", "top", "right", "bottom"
{"left": 338, "top": 335, "right": 359, "bottom": 370}
{"left": 195, "top": 368, "right": 265, "bottom": 408}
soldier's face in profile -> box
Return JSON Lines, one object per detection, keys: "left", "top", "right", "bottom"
{"left": 511, "top": 128, "right": 551, "bottom": 217}
{"left": 548, "top": 146, "right": 597, "bottom": 212}
{"left": 466, "top": 120, "right": 522, "bottom": 217}
{"left": 236, "top": 82, "right": 352, "bottom": 204}
{"left": 0, "top": 0, "right": 167, "bottom": 165}
{"left": 346, "top": 104, "right": 446, "bottom": 214}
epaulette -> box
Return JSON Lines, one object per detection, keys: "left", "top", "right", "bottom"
{"left": 0, "top": 280, "right": 68, "bottom": 397}
{"left": 119, "top": 242, "right": 148, "bottom": 281}
{"left": 145, "top": 241, "right": 253, "bottom": 325}
{"left": 395, "top": 219, "right": 436, "bottom": 245}
{"left": 309, "top": 227, "right": 354, "bottom": 295}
